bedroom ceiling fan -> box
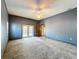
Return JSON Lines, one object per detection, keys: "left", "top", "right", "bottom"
{"left": 35, "top": 8, "right": 44, "bottom": 19}
{"left": 35, "top": 0, "right": 44, "bottom": 20}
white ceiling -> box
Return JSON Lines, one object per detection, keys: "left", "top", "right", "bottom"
{"left": 5, "top": 0, "right": 77, "bottom": 20}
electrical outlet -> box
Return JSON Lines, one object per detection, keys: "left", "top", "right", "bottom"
{"left": 70, "top": 37, "right": 72, "bottom": 40}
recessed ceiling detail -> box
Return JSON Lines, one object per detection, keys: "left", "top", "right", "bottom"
{"left": 5, "top": 0, "right": 77, "bottom": 20}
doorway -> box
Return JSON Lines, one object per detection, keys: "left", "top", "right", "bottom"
{"left": 22, "top": 25, "right": 34, "bottom": 37}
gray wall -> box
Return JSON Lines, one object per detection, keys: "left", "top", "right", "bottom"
{"left": 1, "top": 0, "right": 8, "bottom": 56}
{"left": 42, "top": 8, "right": 77, "bottom": 45}
{"left": 9, "top": 15, "right": 37, "bottom": 40}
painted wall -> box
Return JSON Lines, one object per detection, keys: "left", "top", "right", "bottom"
{"left": 1, "top": 0, "right": 8, "bottom": 56}
{"left": 9, "top": 15, "right": 37, "bottom": 40}
{"left": 42, "top": 8, "right": 77, "bottom": 45}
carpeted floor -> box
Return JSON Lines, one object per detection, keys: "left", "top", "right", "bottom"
{"left": 2, "top": 37, "right": 77, "bottom": 59}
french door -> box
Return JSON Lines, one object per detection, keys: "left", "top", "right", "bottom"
{"left": 22, "top": 25, "right": 34, "bottom": 37}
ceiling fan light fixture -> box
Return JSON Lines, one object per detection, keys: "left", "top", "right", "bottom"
{"left": 37, "top": 15, "right": 41, "bottom": 19}
{"left": 36, "top": 11, "right": 41, "bottom": 19}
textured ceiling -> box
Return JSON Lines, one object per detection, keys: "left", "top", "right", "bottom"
{"left": 5, "top": 0, "right": 77, "bottom": 20}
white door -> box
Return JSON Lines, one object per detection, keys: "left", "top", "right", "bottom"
{"left": 22, "top": 25, "right": 28, "bottom": 37}
{"left": 28, "top": 25, "right": 34, "bottom": 36}
{"left": 22, "top": 25, "right": 34, "bottom": 37}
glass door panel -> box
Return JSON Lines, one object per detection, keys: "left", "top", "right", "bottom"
{"left": 22, "top": 25, "right": 34, "bottom": 37}
{"left": 29, "top": 26, "right": 34, "bottom": 36}
{"left": 22, "top": 25, "right": 28, "bottom": 37}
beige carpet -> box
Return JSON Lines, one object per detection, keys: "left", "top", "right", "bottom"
{"left": 2, "top": 37, "right": 77, "bottom": 59}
